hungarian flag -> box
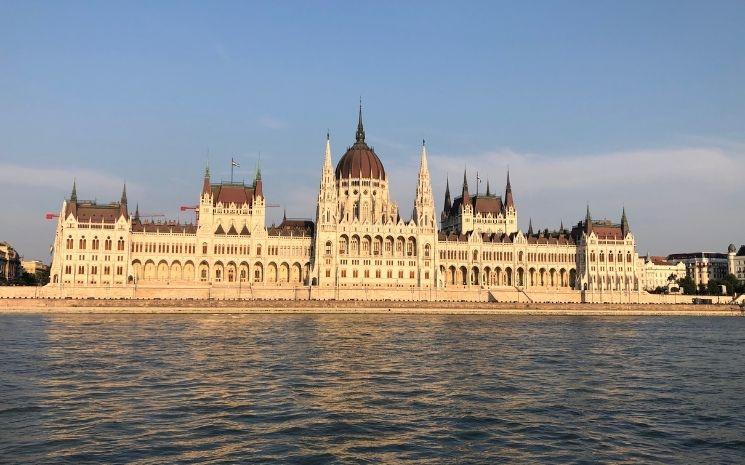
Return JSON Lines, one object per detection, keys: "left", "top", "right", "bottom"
{"left": 231, "top": 158, "right": 240, "bottom": 167}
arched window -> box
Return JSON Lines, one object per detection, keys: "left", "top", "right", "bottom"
{"left": 325, "top": 241, "right": 332, "bottom": 256}
{"left": 202, "top": 243, "right": 208, "bottom": 254}
{"left": 599, "top": 252, "right": 605, "bottom": 262}
{"left": 627, "top": 252, "right": 632, "bottom": 263}
{"left": 256, "top": 245, "right": 262, "bottom": 256}
{"left": 104, "top": 237, "right": 112, "bottom": 251}
{"left": 424, "top": 244, "right": 431, "bottom": 258}
{"left": 66, "top": 236, "right": 73, "bottom": 249}
{"left": 79, "top": 237, "right": 86, "bottom": 250}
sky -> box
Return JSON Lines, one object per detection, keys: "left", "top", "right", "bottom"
{"left": 1, "top": 1, "right": 744, "bottom": 261}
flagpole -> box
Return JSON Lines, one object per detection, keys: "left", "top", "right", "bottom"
{"left": 231, "top": 158, "right": 234, "bottom": 184}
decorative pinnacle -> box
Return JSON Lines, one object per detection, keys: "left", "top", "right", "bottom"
{"left": 355, "top": 98, "right": 365, "bottom": 143}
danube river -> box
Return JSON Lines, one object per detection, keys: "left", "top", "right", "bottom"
{"left": 1, "top": 314, "right": 744, "bottom": 464}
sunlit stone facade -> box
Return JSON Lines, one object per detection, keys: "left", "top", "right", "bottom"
{"left": 48, "top": 107, "right": 646, "bottom": 300}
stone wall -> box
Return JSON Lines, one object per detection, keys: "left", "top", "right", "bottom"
{"left": 0, "top": 284, "right": 735, "bottom": 305}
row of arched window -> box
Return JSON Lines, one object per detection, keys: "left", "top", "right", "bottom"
{"left": 335, "top": 235, "right": 426, "bottom": 258}
{"left": 589, "top": 251, "right": 633, "bottom": 263}
{"left": 66, "top": 236, "right": 124, "bottom": 251}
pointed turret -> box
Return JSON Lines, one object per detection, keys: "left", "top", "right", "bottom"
{"left": 323, "top": 131, "right": 333, "bottom": 170}
{"left": 355, "top": 99, "right": 365, "bottom": 144}
{"left": 134, "top": 203, "right": 140, "bottom": 222}
{"left": 485, "top": 179, "right": 491, "bottom": 197}
{"left": 585, "top": 205, "right": 593, "bottom": 234}
{"left": 119, "top": 183, "right": 128, "bottom": 218}
{"left": 254, "top": 161, "right": 263, "bottom": 198}
{"left": 283, "top": 208, "right": 287, "bottom": 222}
{"left": 621, "top": 207, "right": 630, "bottom": 236}
{"left": 504, "top": 170, "right": 514, "bottom": 210}
{"left": 560, "top": 219, "right": 565, "bottom": 233}
{"left": 443, "top": 176, "right": 452, "bottom": 213}
{"left": 461, "top": 170, "right": 470, "bottom": 206}
{"left": 527, "top": 218, "right": 534, "bottom": 236}
{"left": 202, "top": 164, "right": 211, "bottom": 195}
{"left": 70, "top": 180, "right": 77, "bottom": 202}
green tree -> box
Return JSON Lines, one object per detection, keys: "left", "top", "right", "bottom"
{"left": 677, "top": 276, "right": 697, "bottom": 295}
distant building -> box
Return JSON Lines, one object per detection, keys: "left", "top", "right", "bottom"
{"left": 0, "top": 242, "right": 22, "bottom": 282}
{"left": 21, "top": 260, "right": 50, "bottom": 284}
{"left": 666, "top": 252, "right": 729, "bottom": 288}
{"left": 641, "top": 255, "right": 687, "bottom": 291}
{"left": 728, "top": 244, "right": 745, "bottom": 282}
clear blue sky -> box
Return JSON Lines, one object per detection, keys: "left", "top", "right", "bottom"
{"left": 1, "top": 1, "right": 744, "bottom": 261}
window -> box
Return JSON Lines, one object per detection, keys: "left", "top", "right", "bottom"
{"left": 325, "top": 241, "right": 332, "bottom": 256}
{"left": 66, "top": 236, "right": 73, "bottom": 249}
{"left": 104, "top": 237, "right": 112, "bottom": 250}
{"left": 79, "top": 237, "right": 86, "bottom": 250}
{"left": 202, "top": 243, "right": 208, "bottom": 254}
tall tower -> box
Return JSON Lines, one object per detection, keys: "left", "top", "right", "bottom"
{"left": 412, "top": 140, "right": 437, "bottom": 287}
{"left": 313, "top": 133, "right": 339, "bottom": 285}
{"left": 413, "top": 140, "right": 435, "bottom": 228}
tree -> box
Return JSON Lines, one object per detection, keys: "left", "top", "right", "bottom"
{"left": 720, "top": 274, "right": 741, "bottom": 296}
{"left": 677, "top": 276, "right": 697, "bottom": 295}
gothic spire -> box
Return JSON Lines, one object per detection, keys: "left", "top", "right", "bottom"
{"left": 134, "top": 203, "right": 140, "bottom": 222}
{"left": 504, "top": 170, "right": 514, "bottom": 210}
{"left": 485, "top": 179, "right": 491, "bottom": 197}
{"left": 444, "top": 176, "right": 452, "bottom": 213}
{"left": 461, "top": 169, "right": 470, "bottom": 205}
{"left": 323, "top": 131, "right": 333, "bottom": 169}
{"left": 202, "top": 162, "right": 211, "bottom": 195}
{"left": 120, "top": 183, "right": 127, "bottom": 205}
{"left": 527, "top": 218, "right": 534, "bottom": 236}
{"left": 355, "top": 99, "right": 365, "bottom": 144}
{"left": 560, "top": 219, "right": 565, "bottom": 233}
{"left": 70, "top": 179, "right": 77, "bottom": 202}
{"left": 621, "top": 206, "right": 630, "bottom": 236}
{"left": 585, "top": 205, "right": 593, "bottom": 234}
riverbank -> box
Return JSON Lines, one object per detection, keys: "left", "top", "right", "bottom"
{"left": 0, "top": 298, "right": 742, "bottom": 316}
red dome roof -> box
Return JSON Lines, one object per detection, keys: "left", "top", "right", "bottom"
{"left": 335, "top": 142, "right": 386, "bottom": 180}
{"left": 334, "top": 103, "right": 386, "bottom": 180}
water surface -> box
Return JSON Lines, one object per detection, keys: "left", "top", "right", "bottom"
{"left": 1, "top": 314, "right": 744, "bottom": 464}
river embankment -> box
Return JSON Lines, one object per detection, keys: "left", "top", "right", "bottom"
{"left": 0, "top": 298, "right": 742, "bottom": 316}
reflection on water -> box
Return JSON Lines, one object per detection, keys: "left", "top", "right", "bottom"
{"left": 1, "top": 314, "right": 745, "bottom": 464}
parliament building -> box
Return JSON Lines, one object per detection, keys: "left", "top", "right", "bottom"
{"left": 48, "top": 107, "right": 645, "bottom": 302}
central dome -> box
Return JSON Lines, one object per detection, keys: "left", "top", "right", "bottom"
{"left": 334, "top": 106, "right": 386, "bottom": 180}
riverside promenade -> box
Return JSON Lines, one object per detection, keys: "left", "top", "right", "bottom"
{"left": 0, "top": 298, "right": 742, "bottom": 316}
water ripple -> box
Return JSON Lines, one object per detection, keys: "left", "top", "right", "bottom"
{"left": 1, "top": 314, "right": 744, "bottom": 464}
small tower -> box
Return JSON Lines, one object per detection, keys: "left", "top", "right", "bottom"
{"left": 442, "top": 176, "right": 452, "bottom": 218}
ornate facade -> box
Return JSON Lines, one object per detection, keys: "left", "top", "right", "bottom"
{"left": 48, "top": 107, "right": 645, "bottom": 300}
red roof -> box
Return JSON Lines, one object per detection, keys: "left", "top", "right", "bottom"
{"left": 211, "top": 184, "right": 256, "bottom": 206}
{"left": 335, "top": 142, "right": 386, "bottom": 180}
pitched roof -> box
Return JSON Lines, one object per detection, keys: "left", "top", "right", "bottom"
{"left": 211, "top": 183, "right": 257, "bottom": 206}
{"left": 66, "top": 201, "right": 124, "bottom": 223}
